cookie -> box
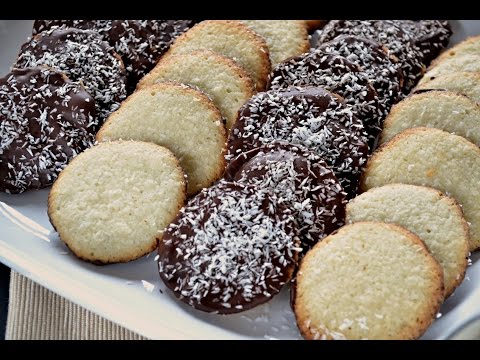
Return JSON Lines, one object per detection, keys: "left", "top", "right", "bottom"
{"left": 97, "top": 82, "right": 227, "bottom": 196}
{"left": 294, "top": 222, "right": 444, "bottom": 340}
{"left": 0, "top": 67, "right": 95, "bottom": 194}
{"left": 158, "top": 180, "right": 300, "bottom": 314}
{"left": 380, "top": 90, "right": 480, "bottom": 146}
{"left": 48, "top": 141, "right": 186, "bottom": 264}
{"left": 267, "top": 51, "right": 384, "bottom": 149}
{"left": 434, "top": 35, "right": 480, "bottom": 63}
{"left": 32, "top": 20, "right": 194, "bottom": 91}
{"left": 316, "top": 20, "right": 425, "bottom": 92}
{"left": 137, "top": 50, "right": 254, "bottom": 130}
{"left": 399, "top": 20, "right": 452, "bottom": 65}
{"left": 418, "top": 54, "right": 480, "bottom": 86}
{"left": 164, "top": 20, "right": 271, "bottom": 91}
{"left": 225, "top": 141, "right": 346, "bottom": 251}
{"left": 361, "top": 127, "right": 480, "bottom": 251}
{"left": 227, "top": 87, "right": 368, "bottom": 197}
{"left": 347, "top": 184, "right": 469, "bottom": 297}
{"left": 314, "top": 35, "right": 403, "bottom": 109}
{"left": 414, "top": 72, "right": 480, "bottom": 103}
{"left": 16, "top": 27, "right": 127, "bottom": 130}
{"left": 240, "top": 20, "right": 310, "bottom": 65}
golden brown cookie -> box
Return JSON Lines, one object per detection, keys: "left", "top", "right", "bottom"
{"left": 164, "top": 20, "right": 271, "bottom": 91}
{"left": 97, "top": 82, "right": 227, "bottom": 196}
{"left": 294, "top": 222, "right": 444, "bottom": 340}
{"left": 347, "top": 184, "right": 469, "bottom": 297}
{"left": 138, "top": 50, "right": 254, "bottom": 130}
{"left": 361, "top": 127, "right": 480, "bottom": 251}
{"left": 48, "top": 141, "right": 186, "bottom": 264}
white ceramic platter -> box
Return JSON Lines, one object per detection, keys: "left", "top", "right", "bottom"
{"left": 1, "top": 20, "right": 480, "bottom": 340}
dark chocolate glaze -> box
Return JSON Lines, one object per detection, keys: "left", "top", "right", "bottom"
{"left": 33, "top": 20, "right": 194, "bottom": 92}
{"left": 225, "top": 141, "right": 346, "bottom": 251}
{"left": 316, "top": 20, "right": 425, "bottom": 93}
{"left": 227, "top": 86, "right": 368, "bottom": 198}
{"left": 16, "top": 27, "right": 127, "bottom": 131}
{"left": 398, "top": 20, "right": 452, "bottom": 65}
{"left": 158, "top": 180, "right": 300, "bottom": 314}
{"left": 267, "top": 51, "right": 383, "bottom": 150}
{"left": 0, "top": 67, "right": 95, "bottom": 193}
{"left": 314, "top": 35, "right": 403, "bottom": 110}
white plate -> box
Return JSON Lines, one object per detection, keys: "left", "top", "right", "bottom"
{"left": 1, "top": 20, "right": 480, "bottom": 340}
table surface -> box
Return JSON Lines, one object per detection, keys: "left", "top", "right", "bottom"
{"left": 1, "top": 263, "right": 9, "bottom": 339}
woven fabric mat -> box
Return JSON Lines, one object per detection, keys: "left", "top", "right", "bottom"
{"left": 6, "top": 271, "right": 146, "bottom": 340}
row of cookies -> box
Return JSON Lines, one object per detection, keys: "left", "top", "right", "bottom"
{"left": 1, "top": 20, "right": 194, "bottom": 193}
{"left": 152, "top": 20, "right": 457, "bottom": 326}
{"left": 150, "top": 20, "right": 453, "bottom": 317}
{"left": 47, "top": 20, "right": 318, "bottom": 263}
{"left": 294, "top": 31, "right": 480, "bottom": 339}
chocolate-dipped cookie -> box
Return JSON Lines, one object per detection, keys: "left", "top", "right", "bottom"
{"left": 267, "top": 52, "right": 383, "bottom": 149}
{"left": 398, "top": 20, "right": 452, "bottom": 65}
{"left": 316, "top": 20, "right": 425, "bottom": 93}
{"left": 16, "top": 27, "right": 127, "bottom": 131}
{"left": 0, "top": 67, "right": 95, "bottom": 193}
{"left": 314, "top": 35, "right": 403, "bottom": 109}
{"left": 227, "top": 87, "right": 368, "bottom": 197}
{"left": 225, "top": 142, "right": 346, "bottom": 251}
{"left": 33, "top": 20, "right": 194, "bottom": 91}
{"left": 158, "top": 180, "right": 300, "bottom": 314}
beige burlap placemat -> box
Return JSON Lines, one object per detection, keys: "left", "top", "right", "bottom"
{"left": 6, "top": 271, "right": 146, "bottom": 340}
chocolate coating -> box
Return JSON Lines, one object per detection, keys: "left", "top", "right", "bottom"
{"left": 315, "top": 35, "right": 403, "bottom": 110}
{"left": 397, "top": 20, "right": 452, "bottom": 65}
{"left": 33, "top": 20, "right": 194, "bottom": 91}
{"left": 227, "top": 87, "right": 368, "bottom": 197}
{"left": 0, "top": 67, "right": 95, "bottom": 193}
{"left": 158, "top": 180, "right": 300, "bottom": 314}
{"left": 268, "top": 52, "right": 383, "bottom": 150}
{"left": 16, "top": 27, "right": 127, "bottom": 131}
{"left": 225, "top": 142, "right": 346, "bottom": 250}
{"left": 317, "top": 20, "right": 425, "bottom": 93}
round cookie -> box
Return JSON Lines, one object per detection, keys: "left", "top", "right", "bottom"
{"left": 137, "top": 50, "right": 254, "bottom": 130}
{"left": 418, "top": 54, "right": 480, "bottom": 87}
{"left": 314, "top": 35, "right": 403, "bottom": 109}
{"left": 361, "top": 127, "right": 480, "bottom": 251}
{"left": 316, "top": 20, "right": 425, "bottom": 92}
{"left": 164, "top": 20, "right": 271, "bottom": 91}
{"left": 414, "top": 72, "right": 480, "bottom": 103}
{"left": 32, "top": 20, "right": 194, "bottom": 91}
{"left": 240, "top": 20, "right": 310, "bottom": 66}
{"left": 48, "top": 141, "right": 186, "bottom": 264}
{"left": 267, "top": 51, "right": 384, "bottom": 149}
{"left": 0, "top": 67, "right": 95, "bottom": 194}
{"left": 16, "top": 27, "right": 127, "bottom": 130}
{"left": 346, "top": 184, "right": 469, "bottom": 297}
{"left": 97, "top": 82, "right": 227, "bottom": 196}
{"left": 433, "top": 34, "right": 480, "bottom": 64}
{"left": 225, "top": 142, "right": 346, "bottom": 251}
{"left": 158, "top": 180, "right": 300, "bottom": 314}
{"left": 380, "top": 90, "right": 480, "bottom": 146}
{"left": 399, "top": 20, "right": 452, "bottom": 65}
{"left": 227, "top": 87, "right": 368, "bottom": 197}
{"left": 294, "top": 222, "right": 444, "bottom": 340}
